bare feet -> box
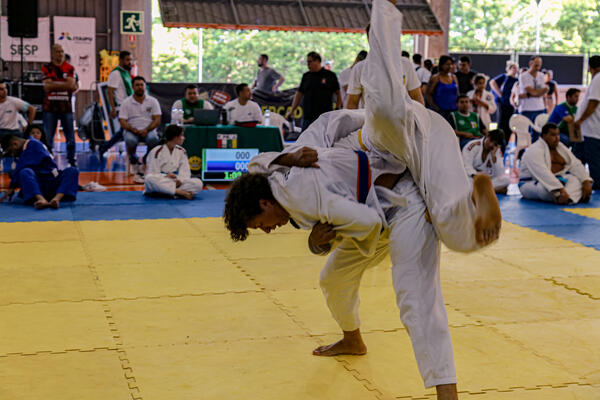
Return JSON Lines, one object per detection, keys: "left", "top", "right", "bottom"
{"left": 49, "top": 193, "right": 64, "bottom": 209}
{"left": 313, "top": 329, "right": 367, "bottom": 356}
{"left": 34, "top": 198, "right": 50, "bottom": 210}
{"left": 472, "top": 174, "right": 502, "bottom": 246}
{"left": 436, "top": 383, "right": 458, "bottom": 400}
{"left": 175, "top": 189, "right": 194, "bottom": 200}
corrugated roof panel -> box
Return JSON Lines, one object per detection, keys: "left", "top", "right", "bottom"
{"left": 159, "top": 0, "right": 442, "bottom": 34}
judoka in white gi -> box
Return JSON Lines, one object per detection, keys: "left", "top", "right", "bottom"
{"left": 144, "top": 125, "right": 203, "bottom": 199}
{"left": 461, "top": 130, "right": 510, "bottom": 194}
{"left": 519, "top": 123, "right": 593, "bottom": 204}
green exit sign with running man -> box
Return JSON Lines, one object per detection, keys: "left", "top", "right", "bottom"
{"left": 120, "top": 11, "right": 144, "bottom": 35}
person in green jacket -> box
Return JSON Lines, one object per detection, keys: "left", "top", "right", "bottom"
{"left": 171, "top": 85, "right": 213, "bottom": 124}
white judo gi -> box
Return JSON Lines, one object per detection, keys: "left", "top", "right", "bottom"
{"left": 250, "top": 146, "right": 456, "bottom": 388}
{"left": 519, "top": 139, "right": 592, "bottom": 204}
{"left": 462, "top": 138, "right": 510, "bottom": 191}
{"left": 144, "top": 144, "right": 203, "bottom": 196}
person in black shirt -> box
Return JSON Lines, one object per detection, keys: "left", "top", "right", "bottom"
{"left": 455, "top": 55, "right": 478, "bottom": 95}
{"left": 286, "top": 51, "right": 342, "bottom": 131}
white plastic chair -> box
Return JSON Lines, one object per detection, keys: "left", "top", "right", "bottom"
{"left": 534, "top": 113, "right": 549, "bottom": 130}
{"left": 509, "top": 114, "right": 539, "bottom": 177}
{"left": 265, "top": 112, "right": 289, "bottom": 147}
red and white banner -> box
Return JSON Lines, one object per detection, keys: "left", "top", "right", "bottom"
{"left": 54, "top": 16, "right": 96, "bottom": 90}
{"left": 0, "top": 17, "right": 51, "bottom": 62}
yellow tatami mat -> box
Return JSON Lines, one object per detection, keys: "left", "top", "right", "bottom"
{"left": 0, "top": 218, "right": 598, "bottom": 399}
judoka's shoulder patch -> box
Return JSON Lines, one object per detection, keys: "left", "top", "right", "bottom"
{"left": 467, "top": 141, "right": 481, "bottom": 151}
{"left": 154, "top": 145, "right": 164, "bottom": 158}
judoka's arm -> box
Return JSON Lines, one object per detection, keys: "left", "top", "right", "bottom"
{"left": 308, "top": 222, "right": 336, "bottom": 255}
{"left": 248, "top": 147, "right": 319, "bottom": 174}
{"left": 461, "top": 146, "right": 478, "bottom": 177}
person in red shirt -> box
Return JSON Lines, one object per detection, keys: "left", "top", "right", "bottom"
{"left": 41, "top": 44, "right": 78, "bottom": 166}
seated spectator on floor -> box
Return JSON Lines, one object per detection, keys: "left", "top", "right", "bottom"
{"left": 449, "top": 94, "right": 487, "bottom": 149}
{"left": 0, "top": 82, "right": 36, "bottom": 138}
{"left": 462, "top": 129, "right": 509, "bottom": 194}
{"left": 24, "top": 124, "right": 50, "bottom": 152}
{"left": 144, "top": 125, "right": 203, "bottom": 200}
{"left": 519, "top": 123, "right": 592, "bottom": 204}
{"left": 548, "top": 88, "right": 580, "bottom": 147}
{"left": 224, "top": 83, "right": 263, "bottom": 125}
{"left": 171, "top": 84, "right": 213, "bottom": 125}
{"left": 467, "top": 74, "right": 497, "bottom": 129}
{"left": 118, "top": 76, "right": 161, "bottom": 183}
{"left": 0, "top": 134, "right": 79, "bottom": 209}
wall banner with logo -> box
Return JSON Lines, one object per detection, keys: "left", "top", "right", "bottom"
{"left": 53, "top": 17, "right": 96, "bottom": 90}
{"left": 0, "top": 17, "right": 51, "bottom": 62}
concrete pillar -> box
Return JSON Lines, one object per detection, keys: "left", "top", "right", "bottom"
{"left": 417, "top": 0, "right": 450, "bottom": 59}
{"left": 119, "top": 0, "right": 152, "bottom": 81}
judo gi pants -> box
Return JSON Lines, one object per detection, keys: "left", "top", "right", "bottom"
{"left": 16, "top": 167, "right": 79, "bottom": 203}
{"left": 319, "top": 175, "right": 456, "bottom": 388}
{"left": 519, "top": 173, "right": 584, "bottom": 204}
{"left": 144, "top": 175, "right": 203, "bottom": 196}
{"left": 470, "top": 174, "right": 510, "bottom": 191}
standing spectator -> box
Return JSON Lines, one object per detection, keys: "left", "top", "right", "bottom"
{"left": 224, "top": 84, "right": 263, "bottom": 124}
{"left": 574, "top": 55, "right": 600, "bottom": 189}
{"left": 252, "top": 54, "right": 285, "bottom": 94}
{"left": 286, "top": 52, "right": 342, "bottom": 131}
{"left": 413, "top": 53, "right": 432, "bottom": 95}
{"left": 118, "top": 76, "right": 161, "bottom": 183}
{"left": 519, "top": 55, "right": 549, "bottom": 142}
{"left": 426, "top": 55, "right": 459, "bottom": 121}
{"left": 548, "top": 88, "right": 580, "bottom": 147}
{"left": 41, "top": 44, "right": 78, "bottom": 166}
{"left": 99, "top": 50, "right": 133, "bottom": 159}
{"left": 490, "top": 61, "right": 519, "bottom": 144}
{"left": 339, "top": 50, "right": 368, "bottom": 107}
{"left": 402, "top": 51, "right": 410, "bottom": 59}
{"left": 0, "top": 82, "right": 36, "bottom": 137}
{"left": 172, "top": 85, "right": 214, "bottom": 124}
{"left": 449, "top": 94, "right": 487, "bottom": 149}
{"left": 544, "top": 69, "right": 558, "bottom": 114}
{"left": 467, "top": 74, "right": 497, "bottom": 129}
{"left": 455, "top": 55, "right": 478, "bottom": 95}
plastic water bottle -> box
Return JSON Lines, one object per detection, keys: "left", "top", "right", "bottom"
{"left": 171, "top": 107, "right": 178, "bottom": 125}
{"left": 264, "top": 109, "right": 271, "bottom": 126}
{"left": 177, "top": 108, "right": 184, "bottom": 125}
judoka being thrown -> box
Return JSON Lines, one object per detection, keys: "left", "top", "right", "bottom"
{"left": 224, "top": 1, "right": 500, "bottom": 398}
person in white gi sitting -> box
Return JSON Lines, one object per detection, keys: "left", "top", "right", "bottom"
{"left": 462, "top": 129, "right": 510, "bottom": 194}
{"left": 520, "top": 123, "right": 593, "bottom": 204}
{"left": 143, "top": 125, "right": 203, "bottom": 199}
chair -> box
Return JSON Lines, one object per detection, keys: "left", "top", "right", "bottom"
{"left": 509, "top": 114, "right": 537, "bottom": 177}
{"left": 265, "top": 112, "right": 290, "bottom": 147}
{"left": 534, "top": 113, "right": 549, "bottom": 130}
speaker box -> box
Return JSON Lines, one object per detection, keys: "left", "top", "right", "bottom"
{"left": 7, "top": 0, "right": 39, "bottom": 38}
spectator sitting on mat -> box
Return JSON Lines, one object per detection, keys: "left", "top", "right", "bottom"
{"left": 144, "top": 124, "right": 203, "bottom": 200}
{"left": 0, "top": 134, "right": 79, "bottom": 209}
{"left": 462, "top": 129, "right": 510, "bottom": 194}
{"left": 0, "top": 82, "right": 36, "bottom": 138}
{"left": 519, "top": 123, "right": 593, "bottom": 205}
{"left": 118, "top": 76, "right": 161, "bottom": 184}
{"left": 171, "top": 84, "right": 214, "bottom": 125}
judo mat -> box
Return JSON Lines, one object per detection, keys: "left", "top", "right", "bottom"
{"left": 1, "top": 191, "right": 599, "bottom": 399}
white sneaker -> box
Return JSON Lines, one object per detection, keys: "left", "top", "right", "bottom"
{"left": 82, "top": 181, "right": 107, "bottom": 192}
{"left": 133, "top": 173, "right": 145, "bottom": 184}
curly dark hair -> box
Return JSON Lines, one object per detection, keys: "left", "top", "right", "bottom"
{"left": 223, "top": 173, "right": 275, "bottom": 241}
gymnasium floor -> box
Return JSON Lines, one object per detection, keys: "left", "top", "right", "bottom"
{"left": 1, "top": 152, "right": 599, "bottom": 399}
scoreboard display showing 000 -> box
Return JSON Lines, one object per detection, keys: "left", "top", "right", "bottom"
{"left": 201, "top": 148, "right": 260, "bottom": 181}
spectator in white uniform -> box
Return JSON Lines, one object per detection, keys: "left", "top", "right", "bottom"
{"left": 252, "top": 54, "right": 285, "bottom": 94}
{"left": 462, "top": 129, "right": 509, "bottom": 194}
{"left": 573, "top": 55, "right": 600, "bottom": 190}
{"left": 224, "top": 84, "right": 263, "bottom": 124}
{"left": 519, "top": 55, "right": 549, "bottom": 142}
{"left": 338, "top": 50, "right": 368, "bottom": 107}
{"left": 118, "top": 76, "right": 162, "bottom": 183}
{"left": 0, "top": 82, "right": 36, "bottom": 137}
{"left": 144, "top": 125, "right": 203, "bottom": 199}
{"left": 520, "top": 123, "right": 593, "bottom": 204}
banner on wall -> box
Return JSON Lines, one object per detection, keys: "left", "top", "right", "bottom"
{"left": 0, "top": 17, "right": 51, "bottom": 62}
{"left": 53, "top": 17, "right": 96, "bottom": 90}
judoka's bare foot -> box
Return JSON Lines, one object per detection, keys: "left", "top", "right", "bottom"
{"left": 313, "top": 329, "right": 367, "bottom": 356}
{"left": 49, "top": 193, "right": 64, "bottom": 209}
{"left": 175, "top": 189, "right": 194, "bottom": 200}
{"left": 436, "top": 383, "right": 458, "bottom": 400}
{"left": 34, "top": 197, "right": 50, "bottom": 210}
{"left": 472, "top": 174, "right": 501, "bottom": 245}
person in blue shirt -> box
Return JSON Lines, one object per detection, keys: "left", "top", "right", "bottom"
{"left": 548, "top": 88, "right": 580, "bottom": 147}
{"left": 490, "top": 61, "right": 519, "bottom": 149}
{"left": 0, "top": 134, "right": 79, "bottom": 209}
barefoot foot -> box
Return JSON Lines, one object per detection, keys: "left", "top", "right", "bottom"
{"left": 472, "top": 174, "right": 502, "bottom": 246}
{"left": 313, "top": 337, "right": 367, "bottom": 357}
{"left": 175, "top": 189, "right": 194, "bottom": 200}
{"left": 49, "top": 198, "right": 60, "bottom": 209}
{"left": 34, "top": 198, "right": 50, "bottom": 210}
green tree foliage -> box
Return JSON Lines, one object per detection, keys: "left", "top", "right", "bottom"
{"left": 555, "top": 0, "right": 600, "bottom": 53}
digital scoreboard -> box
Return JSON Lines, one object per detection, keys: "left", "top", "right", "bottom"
{"left": 201, "top": 148, "right": 259, "bottom": 181}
